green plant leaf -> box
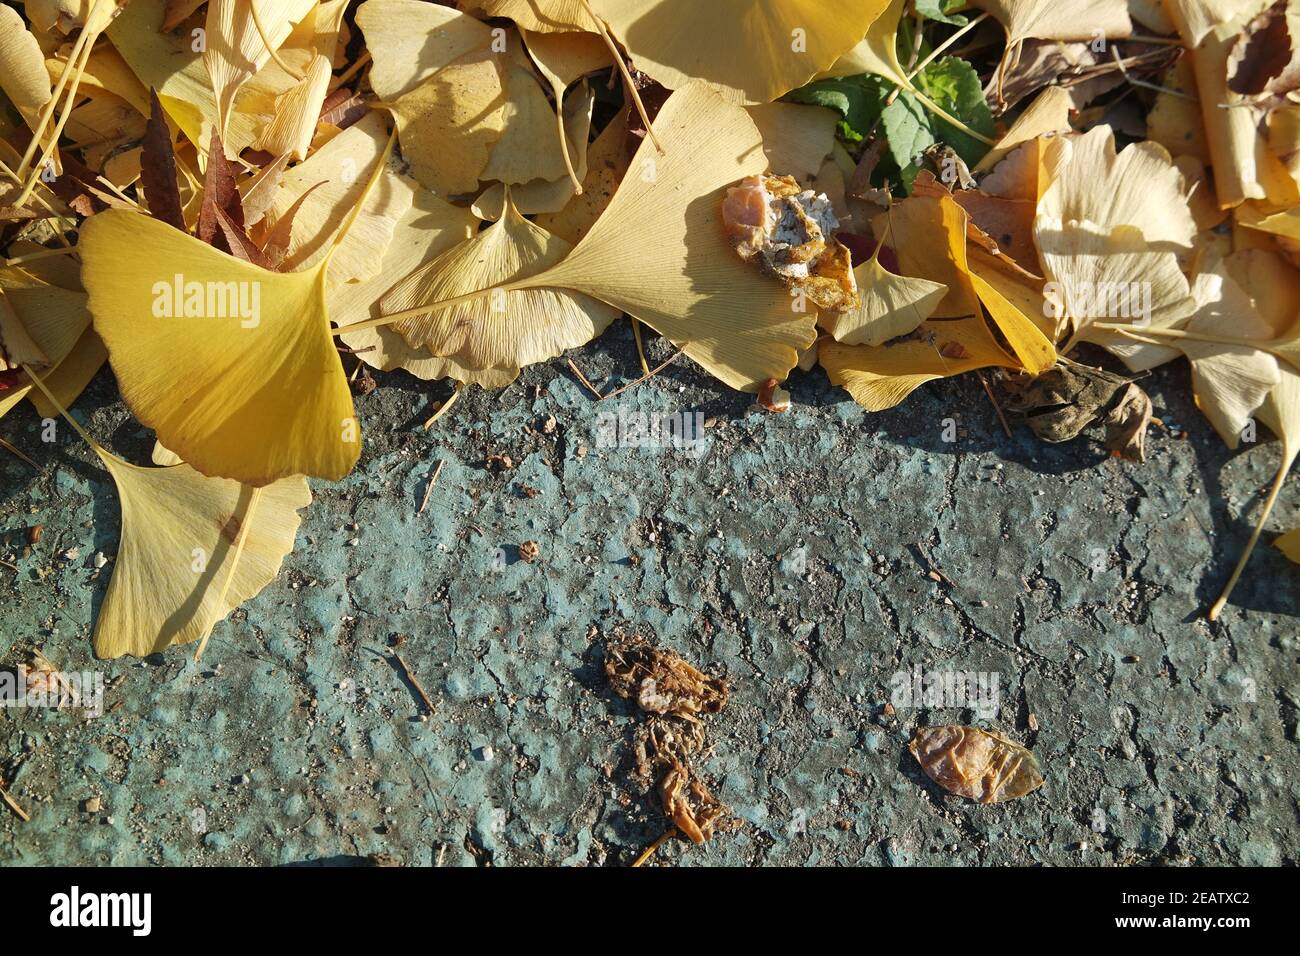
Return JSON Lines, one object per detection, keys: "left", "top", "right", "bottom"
{"left": 915, "top": 0, "right": 968, "bottom": 25}
{"left": 913, "top": 56, "right": 995, "bottom": 167}
{"left": 881, "top": 90, "right": 932, "bottom": 187}
{"left": 785, "top": 74, "right": 893, "bottom": 143}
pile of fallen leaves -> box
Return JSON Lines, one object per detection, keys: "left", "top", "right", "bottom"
{"left": 1, "top": 0, "right": 1298, "bottom": 665}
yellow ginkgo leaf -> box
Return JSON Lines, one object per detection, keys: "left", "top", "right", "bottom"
{"left": 973, "top": 86, "right": 1072, "bottom": 174}
{"left": 108, "top": 0, "right": 218, "bottom": 146}
{"left": 1181, "top": 264, "right": 1281, "bottom": 448}
{"left": 241, "top": 53, "right": 333, "bottom": 162}
{"left": 970, "top": 0, "right": 1131, "bottom": 44}
{"left": 591, "top": 0, "right": 892, "bottom": 104}
{"left": 27, "top": 330, "right": 108, "bottom": 421}
{"left": 334, "top": 191, "right": 478, "bottom": 381}
{"left": 1276, "top": 528, "right": 1300, "bottom": 563}
{"left": 0, "top": 284, "right": 91, "bottom": 371}
{"left": 885, "top": 178, "right": 1057, "bottom": 372}
{"left": 203, "top": 0, "right": 317, "bottom": 139}
{"left": 357, "top": 0, "right": 497, "bottom": 100}
{"left": 92, "top": 451, "right": 311, "bottom": 658}
{"left": 80, "top": 211, "right": 360, "bottom": 484}
{"left": 533, "top": 105, "right": 631, "bottom": 244}
{"left": 388, "top": 53, "right": 509, "bottom": 196}
{"left": 481, "top": 32, "right": 581, "bottom": 187}
{"left": 0, "top": 5, "right": 52, "bottom": 130}
{"left": 264, "top": 112, "right": 415, "bottom": 285}
{"left": 477, "top": 0, "right": 596, "bottom": 33}
{"left": 1, "top": 292, "right": 48, "bottom": 369}
{"left": 1179, "top": 14, "right": 1300, "bottom": 209}
{"left": 473, "top": 81, "right": 596, "bottom": 217}
{"left": 523, "top": 28, "right": 611, "bottom": 190}
{"left": 505, "top": 80, "right": 819, "bottom": 389}
{"left": 357, "top": 81, "right": 817, "bottom": 390}
{"left": 1164, "top": 0, "right": 1264, "bottom": 48}
{"left": 21, "top": 365, "right": 311, "bottom": 659}
{"left": 385, "top": 194, "right": 619, "bottom": 386}
{"left": 821, "top": 317, "right": 1020, "bottom": 412}
{"left": 1209, "top": 360, "right": 1300, "bottom": 619}
{"left": 821, "top": 256, "right": 947, "bottom": 348}
{"left": 747, "top": 102, "right": 839, "bottom": 184}
{"left": 1035, "top": 127, "right": 1198, "bottom": 364}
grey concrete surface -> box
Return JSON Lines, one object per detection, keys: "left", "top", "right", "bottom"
{"left": 1, "top": 325, "right": 1297, "bottom": 866}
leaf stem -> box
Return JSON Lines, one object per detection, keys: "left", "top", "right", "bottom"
{"left": 578, "top": 0, "right": 664, "bottom": 154}
{"left": 905, "top": 13, "right": 990, "bottom": 82}
{"left": 1208, "top": 446, "right": 1293, "bottom": 620}
{"left": 250, "top": 0, "right": 306, "bottom": 80}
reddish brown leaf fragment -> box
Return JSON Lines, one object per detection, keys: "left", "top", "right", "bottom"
{"left": 140, "top": 89, "right": 187, "bottom": 232}
{"left": 318, "top": 88, "right": 369, "bottom": 130}
{"left": 212, "top": 206, "right": 274, "bottom": 269}
{"left": 197, "top": 128, "right": 245, "bottom": 248}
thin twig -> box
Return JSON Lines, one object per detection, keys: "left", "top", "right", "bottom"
{"left": 566, "top": 358, "right": 604, "bottom": 399}
{"left": 394, "top": 653, "right": 436, "bottom": 716}
{"left": 423, "top": 384, "right": 462, "bottom": 430}
{"left": 0, "top": 780, "right": 30, "bottom": 822}
{"left": 976, "top": 370, "right": 1012, "bottom": 438}
{"left": 599, "top": 349, "right": 683, "bottom": 402}
{"left": 418, "top": 458, "right": 446, "bottom": 515}
{"left": 0, "top": 558, "right": 18, "bottom": 572}
{"left": 631, "top": 829, "right": 675, "bottom": 867}
{"left": 0, "top": 436, "right": 39, "bottom": 469}
{"left": 329, "top": 50, "right": 371, "bottom": 93}
{"left": 1111, "top": 45, "right": 1194, "bottom": 100}
{"left": 630, "top": 318, "right": 652, "bottom": 377}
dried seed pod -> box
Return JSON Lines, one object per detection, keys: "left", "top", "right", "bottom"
{"left": 909, "top": 725, "right": 1044, "bottom": 804}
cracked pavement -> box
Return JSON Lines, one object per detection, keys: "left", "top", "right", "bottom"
{"left": 1, "top": 325, "right": 1297, "bottom": 866}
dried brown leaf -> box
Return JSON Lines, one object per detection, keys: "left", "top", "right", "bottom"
{"left": 910, "top": 725, "right": 1044, "bottom": 804}
{"left": 196, "top": 127, "right": 245, "bottom": 249}
{"left": 140, "top": 89, "right": 186, "bottom": 232}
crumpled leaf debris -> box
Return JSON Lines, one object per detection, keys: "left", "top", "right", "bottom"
{"left": 605, "top": 633, "right": 734, "bottom": 849}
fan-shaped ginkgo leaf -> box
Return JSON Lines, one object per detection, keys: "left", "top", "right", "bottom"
{"left": 822, "top": 257, "right": 948, "bottom": 347}
{"left": 352, "top": 82, "right": 817, "bottom": 390}
{"left": 80, "top": 211, "right": 360, "bottom": 484}
{"left": 334, "top": 191, "right": 479, "bottom": 381}
{"left": 533, "top": 105, "right": 631, "bottom": 244}
{"left": 522, "top": 28, "right": 611, "bottom": 190}
{"left": 264, "top": 112, "right": 415, "bottom": 284}
{"left": 1034, "top": 127, "right": 1197, "bottom": 367}
{"left": 357, "top": 0, "right": 496, "bottom": 101}
{"left": 970, "top": 0, "right": 1131, "bottom": 44}
{"left": 510, "top": 80, "right": 819, "bottom": 390}
{"left": 0, "top": 5, "right": 52, "bottom": 129}
{"left": 92, "top": 450, "right": 311, "bottom": 658}
{"left": 1181, "top": 265, "right": 1280, "bottom": 448}
{"left": 203, "top": 0, "right": 317, "bottom": 138}
{"left": 481, "top": 33, "right": 582, "bottom": 187}
{"left": 821, "top": 317, "right": 1020, "bottom": 412}
{"left": 388, "top": 53, "right": 508, "bottom": 196}
{"left": 108, "top": 0, "right": 216, "bottom": 146}
{"left": 591, "top": 0, "right": 893, "bottom": 104}
{"left": 474, "top": 81, "right": 595, "bottom": 217}
{"left": 885, "top": 178, "right": 1057, "bottom": 373}
{"left": 478, "top": 0, "right": 596, "bottom": 33}
{"left": 385, "top": 194, "right": 619, "bottom": 386}
{"left": 748, "top": 102, "right": 839, "bottom": 184}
